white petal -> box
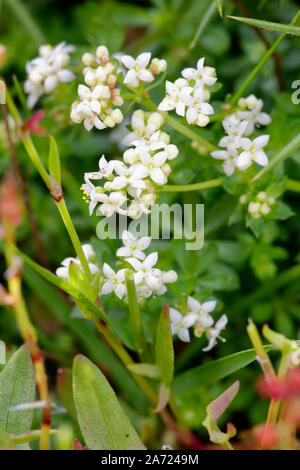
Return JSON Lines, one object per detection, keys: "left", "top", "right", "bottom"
{"left": 44, "top": 75, "right": 58, "bottom": 92}
{"left": 178, "top": 328, "right": 190, "bottom": 342}
{"left": 211, "top": 150, "right": 228, "bottom": 160}
{"left": 102, "top": 280, "right": 114, "bottom": 295}
{"left": 90, "top": 99, "right": 100, "bottom": 114}
{"left": 124, "top": 69, "right": 137, "bottom": 84}
{"left": 136, "top": 52, "right": 151, "bottom": 67}
{"left": 121, "top": 55, "right": 136, "bottom": 69}
{"left": 103, "top": 263, "right": 115, "bottom": 278}
{"left": 138, "top": 69, "right": 154, "bottom": 82}
{"left": 57, "top": 69, "right": 75, "bottom": 82}
{"left": 253, "top": 151, "right": 268, "bottom": 167}
{"left": 115, "top": 284, "right": 125, "bottom": 299}
{"left": 253, "top": 135, "right": 270, "bottom": 149}
{"left": 116, "top": 247, "right": 131, "bottom": 258}
{"left": 257, "top": 112, "right": 271, "bottom": 126}
{"left": 199, "top": 102, "right": 214, "bottom": 115}
{"left": 136, "top": 237, "right": 151, "bottom": 250}
{"left": 183, "top": 313, "right": 198, "bottom": 328}
{"left": 144, "top": 252, "right": 158, "bottom": 269}
{"left": 165, "top": 81, "right": 177, "bottom": 96}
{"left": 158, "top": 97, "right": 175, "bottom": 111}
{"left": 187, "top": 296, "right": 201, "bottom": 312}
{"left": 197, "top": 57, "right": 205, "bottom": 72}
{"left": 127, "top": 257, "right": 142, "bottom": 271}
{"left": 78, "top": 84, "right": 90, "bottom": 99}
{"left": 186, "top": 107, "right": 198, "bottom": 124}
{"left": 202, "top": 300, "right": 217, "bottom": 314}
{"left": 169, "top": 308, "right": 182, "bottom": 323}
{"left": 236, "top": 151, "right": 251, "bottom": 171}
{"left": 110, "top": 176, "right": 128, "bottom": 190}
{"left": 175, "top": 101, "right": 185, "bottom": 116}
{"left": 150, "top": 167, "right": 166, "bottom": 185}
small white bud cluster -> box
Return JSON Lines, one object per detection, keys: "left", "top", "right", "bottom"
{"left": 71, "top": 45, "right": 124, "bottom": 131}
{"left": 158, "top": 57, "right": 216, "bottom": 127}
{"left": 241, "top": 191, "right": 275, "bottom": 219}
{"left": 24, "top": 42, "right": 76, "bottom": 109}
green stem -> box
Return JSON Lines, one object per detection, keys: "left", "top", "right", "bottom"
{"left": 166, "top": 114, "right": 217, "bottom": 152}
{"left": 231, "top": 10, "right": 300, "bottom": 105}
{"left": 286, "top": 178, "right": 300, "bottom": 193}
{"left": 251, "top": 133, "right": 300, "bottom": 183}
{"left": 56, "top": 199, "right": 92, "bottom": 281}
{"left": 160, "top": 178, "right": 222, "bottom": 192}
{"left": 125, "top": 269, "right": 148, "bottom": 361}
{"left": 189, "top": 0, "right": 218, "bottom": 50}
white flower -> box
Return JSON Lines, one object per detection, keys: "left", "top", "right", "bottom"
{"left": 101, "top": 264, "right": 126, "bottom": 299}
{"left": 184, "top": 296, "right": 216, "bottom": 329}
{"left": 158, "top": 80, "right": 193, "bottom": 116}
{"left": 126, "top": 252, "right": 163, "bottom": 290}
{"left": 133, "top": 149, "right": 168, "bottom": 185}
{"left": 116, "top": 230, "right": 151, "bottom": 260}
{"left": 109, "top": 164, "right": 147, "bottom": 192}
{"left": 236, "top": 135, "right": 269, "bottom": 171}
{"left": 219, "top": 119, "right": 249, "bottom": 149}
{"left": 203, "top": 314, "right": 228, "bottom": 352}
{"left": 170, "top": 308, "right": 195, "bottom": 342}
{"left": 85, "top": 155, "right": 125, "bottom": 180}
{"left": 25, "top": 41, "right": 75, "bottom": 109}
{"left": 81, "top": 175, "right": 105, "bottom": 215}
{"left": 182, "top": 57, "right": 217, "bottom": 86}
{"left": 56, "top": 244, "right": 99, "bottom": 281}
{"left": 186, "top": 87, "right": 214, "bottom": 126}
{"left": 211, "top": 144, "right": 239, "bottom": 176}
{"left": 97, "top": 191, "right": 127, "bottom": 217}
{"left": 73, "top": 84, "right": 106, "bottom": 131}
{"left": 237, "top": 98, "right": 271, "bottom": 135}
{"left": 121, "top": 52, "right": 154, "bottom": 85}
{"left": 122, "top": 110, "right": 165, "bottom": 146}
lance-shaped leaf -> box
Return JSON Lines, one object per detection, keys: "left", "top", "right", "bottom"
{"left": 203, "top": 381, "right": 239, "bottom": 447}
{"left": 228, "top": 15, "right": 300, "bottom": 37}
{"left": 125, "top": 269, "right": 146, "bottom": 356}
{"left": 48, "top": 134, "right": 61, "bottom": 185}
{"left": 216, "top": 0, "right": 223, "bottom": 17}
{"left": 173, "top": 345, "right": 273, "bottom": 394}
{"left": 73, "top": 355, "right": 146, "bottom": 450}
{"left": 0, "top": 346, "right": 35, "bottom": 435}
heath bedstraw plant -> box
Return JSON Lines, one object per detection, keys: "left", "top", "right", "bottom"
{"left": 1, "top": 2, "right": 300, "bottom": 451}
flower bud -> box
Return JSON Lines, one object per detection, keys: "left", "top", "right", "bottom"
{"left": 196, "top": 114, "right": 210, "bottom": 127}
{"left": 245, "top": 94, "right": 258, "bottom": 110}
{"left": 95, "top": 66, "right": 107, "bottom": 83}
{"left": 204, "top": 66, "right": 216, "bottom": 77}
{"left": 174, "top": 78, "right": 188, "bottom": 89}
{"left": 162, "top": 163, "right": 171, "bottom": 177}
{"left": 159, "top": 131, "right": 170, "bottom": 144}
{"left": 166, "top": 144, "right": 179, "bottom": 160}
{"left": 84, "top": 70, "right": 97, "bottom": 87}
{"left": 147, "top": 112, "right": 164, "bottom": 129}
{"left": 257, "top": 191, "right": 267, "bottom": 202}
{"left": 260, "top": 203, "right": 271, "bottom": 215}
{"left": 96, "top": 45, "right": 109, "bottom": 59}
{"left": 103, "top": 116, "right": 115, "bottom": 128}
{"left": 123, "top": 148, "right": 139, "bottom": 164}
{"left": 82, "top": 52, "right": 94, "bottom": 66}
{"left": 111, "top": 108, "right": 123, "bottom": 124}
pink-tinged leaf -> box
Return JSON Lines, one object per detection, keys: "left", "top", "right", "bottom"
{"left": 19, "top": 110, "right": 46, "bottom": 138}
{"left": 208, "top": 380, "right": 240, "bottom": 422}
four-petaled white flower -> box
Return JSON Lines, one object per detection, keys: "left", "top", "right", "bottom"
{"left": 97, "top": 191, "right": 127, "bottom": 217}
{"left": 81, "top": 175, "right": 105, "bottom": 215}
{"left": 158, "top": 80, "right": 193, "bottom": 116}
{"left": 219, "top": 119, "right": 249, "bottom": 149}
{"left": 170, "top": 308, "right": 196, "bottom": 342}
{"left": 109, "top": 164, "right": 147, "bottom": 192}
{"left": 121, "top": 52, "right": 154, "bottom": 85}
{"left": 126, "top": 252, "right": 163, "bottom": 290}
{"left": 182, "top": 57, "right": 217, "bottom": 86}
{"left": 184, "top": 296, "right": 216, "bottom": 329}
{"left": 85, "top": 155, "right": 125, "bottom": 181}
{"left": 101, "top": 264, "right": 126, "bottom": 299}
{"left": 133, "top": 149, "right": 168, "bottom": 185}
{"left": 203, "top": 314, "right": 228, "bottom": 352}
{"left": 236, "top": 135, "right": 269, "bottom": 171}
{"left": 73, "top": 84, "right": 106, "bottom": 131}
{"left": 237, "top": 99, "right": 272, "bottom": 135}
{"left": 116, "top": 230, "right": 151, "bottom": 260}
{"left": 186, "top": 87, "right": 214, "bottom": 126}
{"left": 211, "top": 144, "right": 239, "bottom": 176}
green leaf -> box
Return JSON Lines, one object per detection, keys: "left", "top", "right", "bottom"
{"left": 227, "top": 15, "right": 300, "bottom": 36}
{"left": 127, "top": 363, "right": 160, "bottom": 378}
{"left": 172, "top": 346, "right": 273, "bottom": 395}
{"left": 73, "top": 355, "right": 146, "bottom": 450}
{"left": 48, "top": 135, "right": 61, "bottom": 185}
{"left": 155, "top": 303, "right": 174, "bottom": 388}
{"left": 125, "top": 270, "right": 146, "bottom": 356}
{"left": 0, "top": 346, "right": 35, "bottom": 435}
{"left": 216, "top": 0, "right": 223, "bottom": 17}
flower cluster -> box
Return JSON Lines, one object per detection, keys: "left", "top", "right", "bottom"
{"left": 211, "top": 95, "right": 271, "bottom": 175}
{"left": 25, "top": 42, "right": 75, "bottom": 109}
{"left": 240, "top": 191, "right": 275, "bottom": 219}
{"left": 56, "top": 244, "right": 99, "bottom": 281}
{"left": 120, "top": 52, "right": 167, "bottom": 88}
{"left": 101, "top": 230, "right": 177, "bottom": 301}
{"left": 71, "top": 45, "right": 124, "bottom": 131}
{"left": 81, "top": 111, "right": 179, "bottom": 219}
{"left": 170, "top": 296, "right": 227, "bottom": 351}
{"left": 158, "top": 57, "right": 216, "bottom": 127}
